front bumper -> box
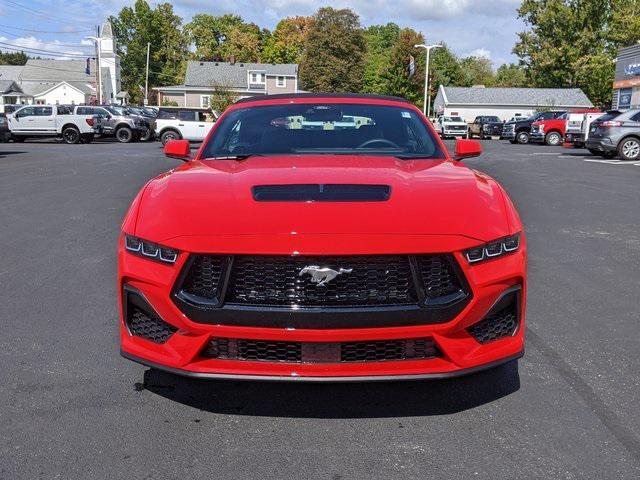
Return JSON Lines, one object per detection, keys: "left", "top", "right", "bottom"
{"left": 530, "top": 132, "right": 545, "bottom": 142}
{"left": 119, "top": 236, "right": 527, "bottom": 381}
{"left": 442, "top": 129, "right": 467, "bottom": 137}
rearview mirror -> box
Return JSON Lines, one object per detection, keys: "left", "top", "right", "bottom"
{"left": 164, "top": 139, "right": 191, "bottom": 161}
{"left": 453, "top": 139, "right": 482, "bottom": 160}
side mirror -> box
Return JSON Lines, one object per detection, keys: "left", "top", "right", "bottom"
{"left": 453, "top": 139, "right": 482, "bottom": 161}
{"left": 164, "top": 139, "right": 191, "bottom": 161}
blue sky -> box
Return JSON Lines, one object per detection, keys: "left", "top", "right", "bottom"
{"left": 0, "top": 0, "right": 525, "bottom": 66}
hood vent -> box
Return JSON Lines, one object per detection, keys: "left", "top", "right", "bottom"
{"left": 252, "top": 184, "right": 391, "bottom": 202}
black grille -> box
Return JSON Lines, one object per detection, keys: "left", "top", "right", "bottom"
{"left": 202, "top": 337, "right": 439, "bottom": 363}
{"left": 467, "top": 292, "right": 519, "bottom": 344}
{"left": 180, "top": 255, "right": 226, "bottom": 301}
{"left": 127, "top": 307, "right": 177, "bottom": 344}
{"left": 225, "top": 255, "right": 419, "bottom": 307}
{"left": 416, "top": 256, "right": 462, "bottom": 300}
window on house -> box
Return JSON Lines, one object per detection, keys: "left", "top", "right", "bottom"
{"left": 250, "top": 72, "right": 265, "bottom": 84}
{"left": 201, "top": 95, "right": 211, "bottom": 108}
{"left": 276, "top": 76, "right": 286, "bottom": 88}
{"left": 35, "top": 99, "right": 45, "bottom": 105}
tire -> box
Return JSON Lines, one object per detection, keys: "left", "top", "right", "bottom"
{"left": 116, "top": 127, "right": 133, "bottom": 143}
{"left": 618, "top": 137, "right": 640, "bottom": 161}
{"left": 160, "top": 130, "right": 181, "bottom": 145}
{"left": 62, "top": 127, "right": 80, "bottom": 144}
{"left": 516, "top": 131, "right": 530, "bottom": 144}
{"left": 139, "top": 127, "right": 152, "bottom": 142}
{"left": 545, "top": 131, "right": 562, "bottom": 146}
{"left": 509, "top": 139, "right": 517, "bottom": 144}
{"left": 12, "top": 135, "right": 25, "bottom": 143}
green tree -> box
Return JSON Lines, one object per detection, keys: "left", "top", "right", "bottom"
{"left": 609, "top": 0, "right": 640, "bottom": 46}
{"left": 299, "top": 7, "right": 366, "bottom": 92}
{"left": 430, "top": 44, "right": 464, "bottom": 90}
{"left": 207, "top": 84, "right": 239, "bottom": 113}
{"left": 362, "top": 23, "right": 401, "bottom": 94}
{"left": 218, "top": 22, "right": 266, "bottom": 63}
{"left": 514, "top": 0, "right": 614, "bottom": 106}
{"left": 494, "top": 63, "right": 528, "bottom": 87}
{"left": 111, "top": 0, "right": 189, "bottom": 104}
{"left": 460, "top": 56, "right": 495, "bottom": 86}
{"left": 0, "top": 51, "right": 28, "bottom": 65}
{"left": 262, "top": 16, "right": 313, "bottom": 64}
{"left": 381, "top": 28, "right": 426, "bottom": 106}
{"left": 185, "top": 14, "right": 244, "bottom": 61}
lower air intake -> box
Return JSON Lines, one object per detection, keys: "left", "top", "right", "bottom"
{"left": 467, "top": 289, "right": 520, "bottom": 344}
{"left": 202, "top": 337, "right": 440, "bottom": 363}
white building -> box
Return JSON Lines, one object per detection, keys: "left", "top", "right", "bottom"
{"left": 0, "top": 20, "right": 124, "bottom": 107}
{"left": 433, "top": 86, "right": 593, "bottom": 123}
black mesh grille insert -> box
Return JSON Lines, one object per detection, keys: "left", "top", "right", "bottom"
{"left": 180, "top": 255, "right": 226, "bottom": 301}
{"left": 467, "top": 291, "right": 519, "bottom": 344}
{"left": 202, "top": 337, "right": 440, "bottom": 363}
{"left": 225, "top": 255, "right": 418, "bottom": 307}
{"left": 127, "top": 307, "right": 177, "bottom": 344}
{"left": 416, "top": 255, "right": 462, "bottom": 300}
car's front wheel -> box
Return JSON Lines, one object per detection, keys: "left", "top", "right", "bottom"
{"left": 618, "top": 137, "right": 640, "bottom": 161}
{"left": 160, "top": 130, "right": 181, "bottom": 145}
{"left": 116, "top": 127, "right": 133, "bottom": 143}
{"left": 516, "top": 131, "right": 530, "bottom": 144}
{"left": 545, "top": 131, "right": 562, "bottom": 146}
{"left": 62, "top": 127, "right": 80, "bottom": 144}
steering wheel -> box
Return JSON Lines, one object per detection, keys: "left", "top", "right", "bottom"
{"left": 357, "top": 138, "right": 400, "bottom": 149}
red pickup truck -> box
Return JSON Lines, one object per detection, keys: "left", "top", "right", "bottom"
{"left": 530, "top": 109, "right": 600, "bottom": 146}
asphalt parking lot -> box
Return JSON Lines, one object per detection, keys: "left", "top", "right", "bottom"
{"left": 1, "top": 138, "right": 639, "bottom": 479}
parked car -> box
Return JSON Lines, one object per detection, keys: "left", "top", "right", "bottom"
{"left": 8, "top": 104, "right": 102, "bottom": 144}
{"left": 502, "top": 111, "right": 567, "bottom": 144}
{"left": 0, "top": 113, "right": 10, "bottom": 142}
{"left": 436, "top": 115, "right": 468, "bottom": 139}
{"left": 564, "top": 111, "right": 604, "bottom": 148}
{"left": 119, "top": 93, "right": 527, "bottom": 382}
{"left": 530, "top": 113, "right": 568, "bottom": 146}
{"left": 154, "top": 107, "right": 216, "bottom": 145}
{"left": 109, "top": 105, "right": 154, "bottom": 141}
{"left": 73, "top": 105, "right": 147, "bottom": 143}
{"left": 468, "top": 115, "right": 503, "bottom": 139}
{"left": 585, "top": 109, "right": 640, "bottom": 161}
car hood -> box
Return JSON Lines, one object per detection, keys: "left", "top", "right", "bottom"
{"left": 134, "top": 155, "right": 510, "bottom": 246}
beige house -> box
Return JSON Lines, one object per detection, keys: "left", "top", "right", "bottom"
{"left": 155, "top": 60, "right": 298, "bottom": 108}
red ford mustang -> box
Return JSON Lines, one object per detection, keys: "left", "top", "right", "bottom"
{"left": 119, "top": 94, "right": 526, "bottom": 381}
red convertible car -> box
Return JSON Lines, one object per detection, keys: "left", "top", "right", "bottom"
{"left": 119, "top": 93, "right": 526, "bottom": 381}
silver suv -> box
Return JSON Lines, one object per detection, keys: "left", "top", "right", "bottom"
{"left": 586, "top": 109, "right": 640, "bottom": 161}
{"left": 74, "top": 106, "right": 148, "bottom": 143}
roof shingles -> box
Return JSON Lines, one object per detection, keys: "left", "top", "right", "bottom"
{"left": 184, "top": 61, "right": 297, "bottom": 88}
{"left": 442, "top": 86, "right": 593, "bottom": 107}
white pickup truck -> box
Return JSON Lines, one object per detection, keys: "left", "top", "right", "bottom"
{"left": 8, "top": 104, "right": 102, "bottom": 144}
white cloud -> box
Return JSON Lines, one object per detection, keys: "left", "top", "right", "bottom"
{"left": 468, "top": 48, "right": 492, "bottom": 60}
{"left": 0, "top": 35, "right": 93, "bottom": 59}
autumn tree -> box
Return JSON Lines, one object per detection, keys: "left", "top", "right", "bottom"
{"left": 459, "top": 56, "right": 495, "bottom": 86}
{"left": 185, "top": 14, "right": 244, "bottom": 61}
{"left": 262, "top": 17, "right": 313, "bottom": 64}
{"left": 381, "top": 28, "right": 426, "bottom": 107}
{"left": 111, "top": 0, "right": 189, "bottom": 103}
{"left": 299, "top": 7, "right": 366, "bottom": 92}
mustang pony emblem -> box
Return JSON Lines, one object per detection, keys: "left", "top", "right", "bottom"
{"left": 299, "top": 266, "right": 353, "bottom": 286}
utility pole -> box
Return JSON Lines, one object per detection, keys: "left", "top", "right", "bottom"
{"left": 144, "top": 42, "right": 150, "bottom": 106}
{"left": 414, "top": 43, "right": 442, "bottom": 118}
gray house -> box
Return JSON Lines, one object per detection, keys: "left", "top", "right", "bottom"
{"left": 155, "top": 60, "right": 299, "bottom": 108}
{"left": 433, "top": 86, "right": 593, "bottom": 123}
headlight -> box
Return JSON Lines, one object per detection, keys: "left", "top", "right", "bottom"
{"left": 125, "top": 235, "right": 179, "bottom": 264}
{"left": 464, "top": 234, "right": 521, "bottom": 264}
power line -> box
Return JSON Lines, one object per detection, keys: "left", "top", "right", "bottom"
{"left": 0, "top": 0, "right": 96, "bottom": 26}
{"left": 0, "top": 30, "right": 94, "bottom": 49}
{"left": 0, "top": 40, "right": 93, "bottom": 58}
{"left": 0, "top": 24, "right": 94, "bottom": 34}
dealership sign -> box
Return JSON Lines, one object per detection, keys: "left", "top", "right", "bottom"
{"left": 625, "top": 63, "right": 640, "bottom": 76}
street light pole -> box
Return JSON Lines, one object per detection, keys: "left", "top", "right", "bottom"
{"left": 85, "top": 30, "right": 101, "bottom": 105}
{"left": 144, "top": 42, "right": 150, "bottom": 106}
{"left": 414, "top": 43, "right": 442, "bottom": 118}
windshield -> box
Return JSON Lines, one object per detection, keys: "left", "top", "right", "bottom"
{"left": 202, "top": 103, "right": 445, "bottom": 159}
{"left": 443, "top": 116, "right": 463, "bottom": 122}
{"left": 485, "top": 116, "right": 500, "bottom": 122}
